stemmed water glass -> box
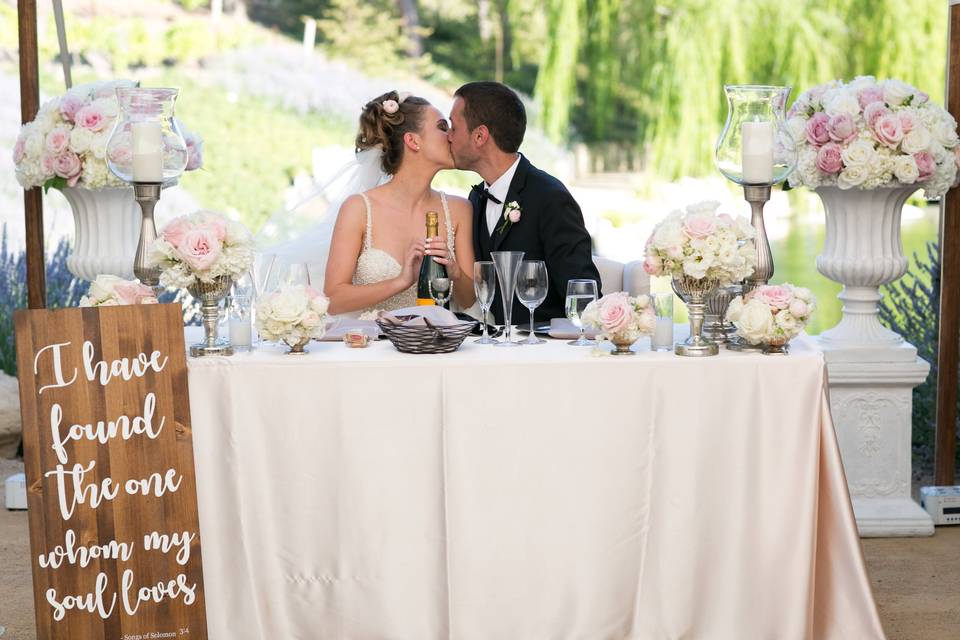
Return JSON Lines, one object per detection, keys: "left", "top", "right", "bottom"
{"left": 473, "top": 261, "right": 498, "bottom": 344}
{"left": 565, "top": 279, "right": 598, "bottom": 346}
{"left": 516, "top": 261, "right": 548, "bottom": 345}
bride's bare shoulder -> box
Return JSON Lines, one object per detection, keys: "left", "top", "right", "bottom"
{"left": 336, "top": 194, "right": 367, "bottom": 224}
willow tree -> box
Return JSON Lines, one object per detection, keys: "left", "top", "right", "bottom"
{"left": 535, "top": 0, "right": 583, "bottom": 141}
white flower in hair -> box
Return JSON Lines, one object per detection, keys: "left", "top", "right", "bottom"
{"left": 382, "top": 99, "right": 399, "bottom": 114}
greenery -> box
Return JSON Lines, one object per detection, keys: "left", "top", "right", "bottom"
{"left": 880, "top": 242, "right": 960, "bottom": 470}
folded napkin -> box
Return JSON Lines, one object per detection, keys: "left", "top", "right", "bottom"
{"left": 378, "top": 306, "right": 474, "bottom": 328}
{"left": 548, "top": 318, "right": 600, "bottom": 340}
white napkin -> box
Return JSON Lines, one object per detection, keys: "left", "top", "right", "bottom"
{"left": 379, "top": 306, "right": 473, "bottom": 328}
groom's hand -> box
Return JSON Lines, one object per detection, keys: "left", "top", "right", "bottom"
{"left": 424, "top": 236, "right": 461, "bottom": 279}
{"left": 399, "top": 238, "right": 426, "bottom": 287}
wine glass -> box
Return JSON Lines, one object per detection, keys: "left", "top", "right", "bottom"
{"left": 473, "top": 261, "right": 498, "bottom": 344}
{"left": 516, "top": 261, "right": 548, "bottom": 345}
{"left": 279, "top": 263, "right": 312, "bottom": 287}
{"left": 565, "top": 279, "right": 598, "bottom": 346}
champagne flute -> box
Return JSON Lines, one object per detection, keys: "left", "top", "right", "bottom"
{"left": 516, "top": 261, "right": 548, "bottom": 345}
{"left": 473, "top": 261, "right": 498, "bottom": 344}
{"left": 565, "top": 279, "right": 598, "bottom": 346}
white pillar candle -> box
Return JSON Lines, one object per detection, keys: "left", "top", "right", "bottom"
{"left": 741, "top": 120, "right": 774, "bottom": 184}
{"left": 131, "top": 121, "right": 163, "bottom": 183}
{"left": 229, "top": 318, "right": 252, "bottom": 348}
{"left": 652, "top": 317, "right": 674, "bottom": 351}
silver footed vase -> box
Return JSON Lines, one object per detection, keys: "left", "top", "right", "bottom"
{"left": 188, "top": 276, "right": 234, "bottom": 357}
{"left": 672, "top": 275, "right": 720, "bottom": 357}
{"left": 703, "top": 283, "right": 741, "bottom": 345}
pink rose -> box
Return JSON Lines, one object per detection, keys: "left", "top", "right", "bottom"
{"left": 805, "top": 113, "right": 831, "bottom": 146}
{"left": 863, "top": 102, "right": 890, "bottom": 129}
{"left": 598, "top": 294, "right": 632, "bottom": 334}
{"left": 41, "top": 152, "right": 56, "bottom": 176}
{"left": 12, "top": 136, "right": 26, "bottom": 164}
{"left": 874, "top": 114, "right": 904, "bottom": 148}
{"left": 75, "top": 103, "right": 107, "bottom": 132}
{"left": 114, "top": 281, "right": 156, "bottom": 305}
{"left": 382, "top": 99, "right": 399, "bottom": 114}
{"left": 682, "top": 213, "right": 717, "bottom": 239}
{"left": 45, "top": 126, "right": 71, "bottom": 155}
{"left": 816, "top": 142, "right": 843, "bottom": 175}
{"left": 827, "top": 114, "right": 857, "bottom": 144}
{"left": 198, "top": 217, "right": 227, "bottom": 242}
{"left": 643, "top": 254, "right": 662, "bottom": 275}
{"left": 108, "top": 142, "right": 132, "bottom": 165}
{"left": 753, "top": 284, "right": 792, "bottom": 310}
{"left": 789, "top": 299, "right": 809, "bottom": 318}
{"left": 59, "top": 93, "right": 87, "bottom": 122}
{"left": 508, "top": 208, "right": 521, "bottom": 223}
{"left": 914, "top": 151, "right": 936, "bottom": 181}
{"left": 179, "top": 228, "right": 222, "bottom": 271}
{"left": 857, "top": 86, "right": 884, "bottom": 109}
{"left": 53, "top": 152, "right": 82, "bottom": 186}
{"left": 161, "top": 217, "right": 194, "bottom": 249}
{"left": 899, "top": 112, "right": 915, "bottom": 135}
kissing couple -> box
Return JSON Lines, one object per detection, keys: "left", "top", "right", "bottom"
{"left": 275, "top": 81, "right": 601, "bottom": 323}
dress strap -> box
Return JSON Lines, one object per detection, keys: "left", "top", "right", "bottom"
{"left": 440, "top": 192, "right": 456, "bottom": 259}
{"left": 359, "top": 192, "right": 373, "bottom": 250}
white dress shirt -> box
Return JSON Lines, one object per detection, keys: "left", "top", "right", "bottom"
{"left": 485, "top": 155, "right": 522, "bottom": 236}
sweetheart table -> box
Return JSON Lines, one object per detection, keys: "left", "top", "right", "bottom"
{"left": 186, "top": 332, "right": 885, "bottom": 639}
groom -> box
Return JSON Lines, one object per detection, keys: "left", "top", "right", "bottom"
{"left": 448, "top": 81, "right": 601, "bottom": 324}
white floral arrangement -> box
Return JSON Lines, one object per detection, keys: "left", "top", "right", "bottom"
{"left": 12, "top": 79, "right": 203, "bottom": 191}
{"left": 643, "top": 201, "right": 756, "bottom": 283}
{"left": 786, "top": 76, "right": 960, "bottom": 198}
{"left": 79, "top": 274, "right": 158, "bottom": 306}
{"left": 725, "top": 283, "right": 817, "bottom": 345}
{"left": 582, "top": 291, "right": 656, "bottom": 344}
{"left": 255, "top": 284, "right": 331, "bottom": 343}
{"left": 148, "top": 210, "right": 254, "bottom": 289}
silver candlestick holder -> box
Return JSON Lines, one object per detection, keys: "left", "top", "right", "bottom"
{"left": 133, "top": 182, "right": 162, "bottom": 288}
{"left": 743, "top": 184, "right": 773, "bottom": 294}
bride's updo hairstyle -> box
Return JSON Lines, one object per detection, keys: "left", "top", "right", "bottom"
{"left": 356, "top": 90, "right": 431, "bottom": 175}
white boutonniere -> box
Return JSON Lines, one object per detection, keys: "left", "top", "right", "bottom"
{"left": 496, "top": 201, "right": 522, "bottom": 235}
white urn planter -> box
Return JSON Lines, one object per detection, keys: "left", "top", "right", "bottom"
{"left": 61, "top": 186, "right": 140, "bottom": 282}
{"left": 814, "top": 184, "right": 915, "bottom": 349}
{"left": 814, "top": 184, "right": 933, "bottom": 537}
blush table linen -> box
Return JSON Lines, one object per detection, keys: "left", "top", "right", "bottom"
{"left": 186, "top": 334, "right": 885, "bottom": 640}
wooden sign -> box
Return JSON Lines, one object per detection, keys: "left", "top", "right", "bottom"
{"left": 14, "top": 303, "right": 207, "bottom": 640}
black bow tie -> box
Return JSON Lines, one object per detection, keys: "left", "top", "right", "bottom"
{"left": 472, "top": 183, "right": 502, "bottom": 205}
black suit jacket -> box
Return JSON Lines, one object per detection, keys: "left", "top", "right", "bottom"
{"left": 471, "top": 155, "right": 602, "bottom": 323}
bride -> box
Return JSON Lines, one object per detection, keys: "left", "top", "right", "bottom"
{"left": 321, "top": 91, "right": 476, "bottom": 315}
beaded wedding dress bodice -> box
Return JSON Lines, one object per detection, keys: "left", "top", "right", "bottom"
{"left": 352, "top": 191, "right": 456, "bottom": 313}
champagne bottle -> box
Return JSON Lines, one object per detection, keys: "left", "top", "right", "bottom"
{"left": 417, "top": 211, "right": 448, "bottom": 306}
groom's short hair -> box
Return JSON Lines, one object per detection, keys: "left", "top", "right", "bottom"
{"left": 454, "top": 82, "right": 526, "bottom": 153}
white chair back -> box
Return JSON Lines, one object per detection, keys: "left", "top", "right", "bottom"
{"left": 592, "top": 256, "right": 650, "bottom": 297}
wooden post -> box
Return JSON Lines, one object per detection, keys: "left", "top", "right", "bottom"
{"left": 302, "top": 16, "right": 316, "bottom": 54}
{"left": 18, "top": 0, "right": 45, "bottom": 310}
{"left": 936, "top": 0, "right": 960, "bottom": 485}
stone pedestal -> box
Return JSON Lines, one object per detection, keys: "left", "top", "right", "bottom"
{"left": 822, "top": 341, "right": 934, "bottom": 537}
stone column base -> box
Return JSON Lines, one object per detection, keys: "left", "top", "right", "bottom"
{"left": 821, "top": 340, "right": 934, "bottom": 537}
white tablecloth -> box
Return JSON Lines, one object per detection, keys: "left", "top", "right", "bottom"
{"left": 187, "top": 333, "right": 885, "bottom": 639}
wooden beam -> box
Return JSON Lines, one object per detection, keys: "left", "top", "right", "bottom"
{"left": 935, "top": 0, "right": 960, "bottom": 485}
{"left": 18, "top": 0, "right": 45, "bottom": 310}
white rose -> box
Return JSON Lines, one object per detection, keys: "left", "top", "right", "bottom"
{"left": 88, "top": 274, "right": 125, "bottom": 302}
{"left": 883, "top": 79, "right": 916, "bottom": 107}
{"left": 310, "top": 295, "right": 330, "bottom": 316}
{"left": 736, "top": 299, "right": 775, "bottom": 344}
{"left": 932, "top": 120, "right": 960, "bottom": 149}
{"left": 841, "top": 140, "right": 877, "bottom": 168}
{"left": 25, "top": 130, "right": 44, "bottom": 158}
{"left": 837, "top": 164, "right": 869, "bottom": 188}
{"left": 892, "top": 155, "right": 920, "bottom": 184}
{"left": 774, "top": 310, "right": 800, "bottom": 335}
{"left": 91, "top": 97, "right": 118, "bottom": 119}
{"left": 786, "top": 116, "right": 807, "bottom": 146}
{"left": 825, "top": 91, "right": 860, "bottom": 117}
{"left": 69, "top": 127, "right": 94, "bottom": 153}
{"left": 682, "top": 255, "right": 711, "bottom": 280}
{"left": 725, "top": 296, "right": 745, "bottom": 322}
{"left": 849, "top": 75, "right": 878, "bottom": 91}
{"left": 901, "top": 127, "right": 932, "bottom": 155}
{"left": 225, "top": 220, "right": 253, "bottom": 246}
{"left": 269, "top": 287, "right": 309, "bottom": 323}
{"left": 89, "top": 131, "right": 110, "bottom": 159}
{"left": 652, "top": 217, "right": 685, "bottom": 250}
{"left": 685, "top": 201, "right": 720, "bottom": 216}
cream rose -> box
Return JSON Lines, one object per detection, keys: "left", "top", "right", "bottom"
{"left": 892, "top": 156, "right": 920, "bottom": 184}
{"left": 736, "top": 299, "right": 775, "bottom": 344}
{"left": 901, "top": 127, "right": 932, "bottom": 155}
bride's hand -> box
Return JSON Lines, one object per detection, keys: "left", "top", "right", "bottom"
{"left": 399, "top": 238, "right": 426, "bottom": 287}
{"left": 425, "top": 236, "right": 462, "bottom": 279}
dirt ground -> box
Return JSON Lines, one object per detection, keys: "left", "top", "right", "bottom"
{"left": 1, "top": 455, "right": 959, "bottom": 639}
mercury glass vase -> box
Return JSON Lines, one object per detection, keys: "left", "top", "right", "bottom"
{"left": 283, "top": 336, "right": 310, "bottom": 355}
{"left": 187, "top": 276, "right": 234, "bottom": 357}
{"left": 672, "top": 275, "right": 720, "bottom": 357}
{"left": 703, "top": 283, "right": 741, "bottom": 345}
